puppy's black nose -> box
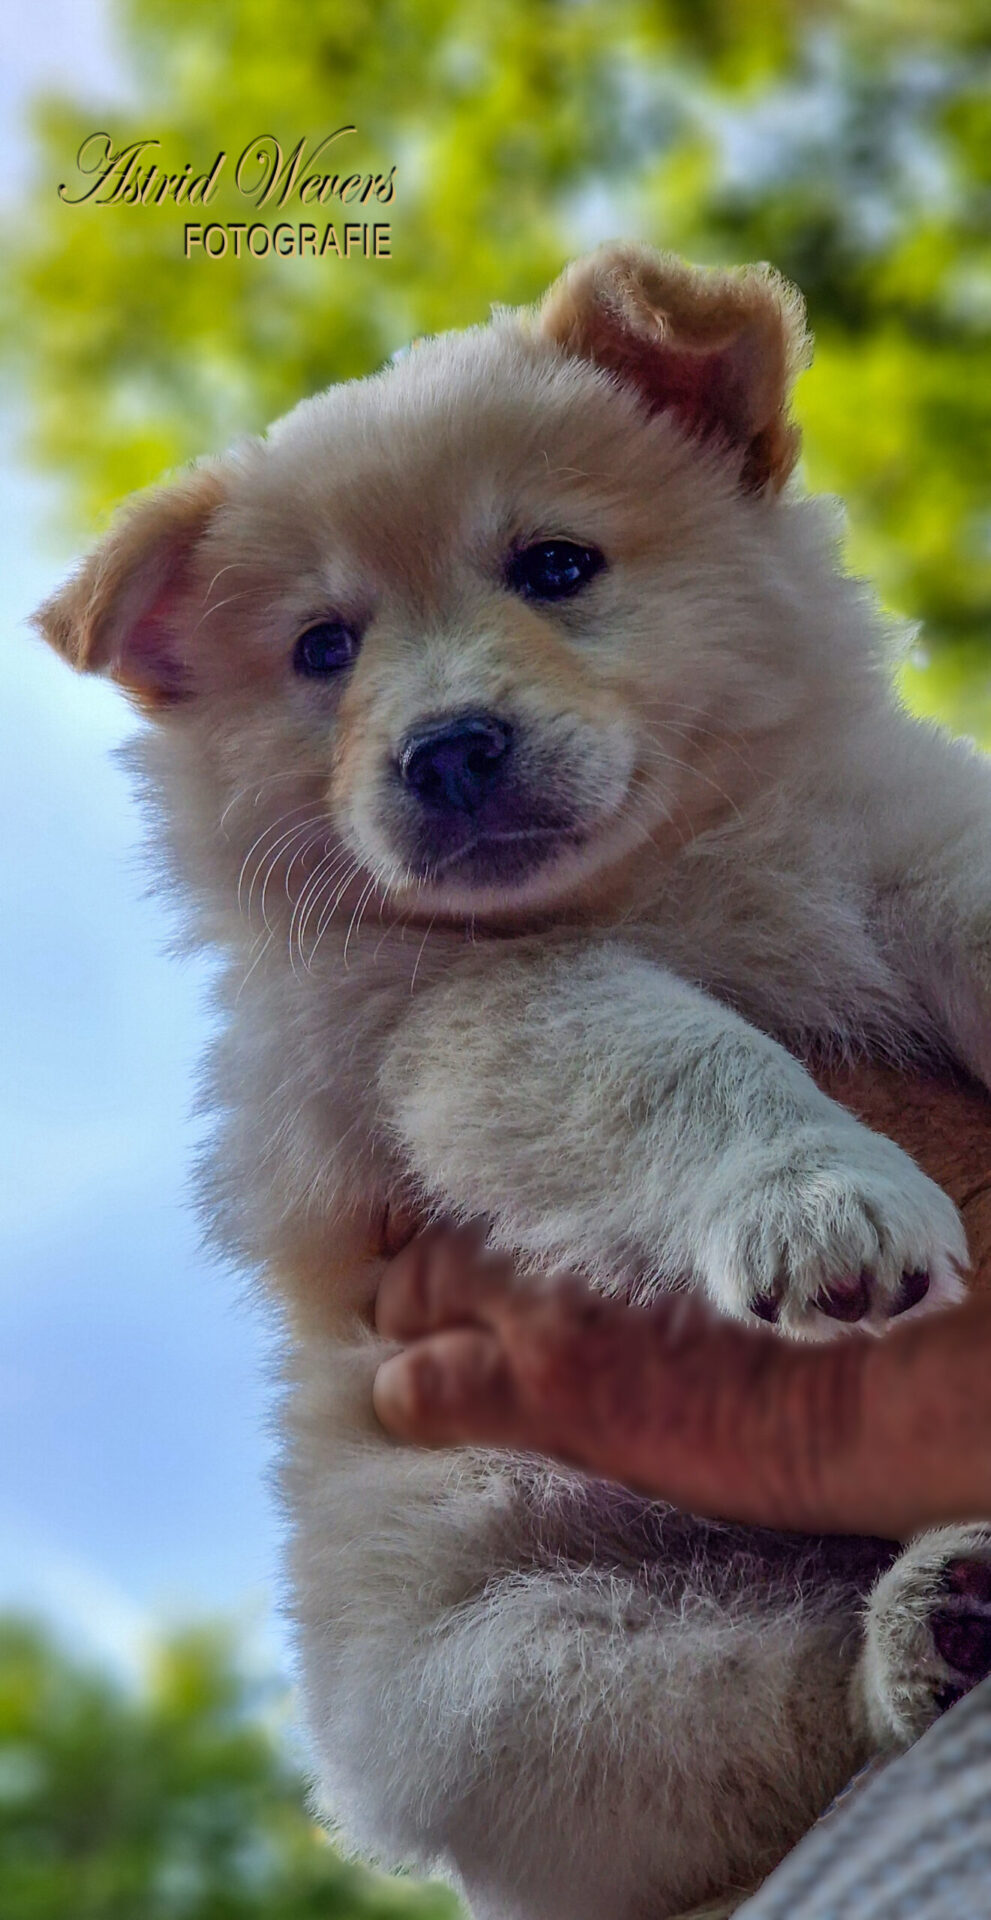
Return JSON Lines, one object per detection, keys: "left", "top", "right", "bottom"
{"left": 398, "top": 713, "right": 513, "bottom": 813}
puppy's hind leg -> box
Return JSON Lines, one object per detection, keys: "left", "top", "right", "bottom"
{"left": 336, "top": 1559, "right": 876, "bottom": 1920}
{"left": 287, "top": 1345, "right": 882, "bottom": 1920}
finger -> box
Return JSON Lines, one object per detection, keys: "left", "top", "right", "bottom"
{"left": 376, "top": 1259, "right": 991, "bottom": 1536}
{"left": 495, "top": 1291, "right": 796, "bottom": 1516}
{"left": 492, "top": 1293, "right": 979, "bottom": 1537}
{"left": 374, "top": 1218, "right": 516, "bottom": 1342}
{"left": 373, "top": 1329, "right": 522, "bottom": 1446}
{"left": 376, "top": 1282, "right": 873, "bottom": 1532}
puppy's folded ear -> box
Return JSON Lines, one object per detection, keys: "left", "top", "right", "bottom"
{"left": 530, "top": 243, "right": 810, "bottom": 493}
{"left": 32, "top": 463, "right": 228, "bottom": 714}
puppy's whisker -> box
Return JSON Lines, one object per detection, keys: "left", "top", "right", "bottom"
{"left": 648, "top": 710, "right": 763, "bottom": 794}
{"left": 258, "top": 823, "right": 326, "bottom": 933}
{"left": 372, "top": 908, "right": 406, "bottom": 963}
{"left": 538, "top": 451, "right": 607, "bottom": 483}
{"left": 288, "top": 852, "right": 335, "bottom": 965}
{"left": 356, "top": 864, "right": 394, "bottom": 955}
{"left": 296, "top": 846, "right": 356, "bottom": 960}
{"left": 342, "top": 870, "right": 383, "bottom": 972}
{"left": 316, "top": 859, "right": 366, "bottom": 939}
{"left": 617, "top": 778, "right": 696, "bottom": 855}
{"left": 290, "top": 841, "right": 352, "bottom": 966}
{"left": 190, "top": 586, "right": 274, "bottom": 638}
{"left": 366, "top": 862, "right": 419, "bottom": 950}
{"left": 235, "top": 928, "right": 274, "bottom": 1002}
{"left": 332, "top": 861, "right": 413, "bottom": 971}
{"left": 657, "top": 706, "right": 755, "bottom": 750}
{"left": 238, "top": 807, "right": 314, "bottom": 916}
{"left": 294, "top": 854, "right": 343, "bottom": 947}
{"left": 644, "top": 715, "right": 759, "bottom": 785}
{"left": 394, "top": 869, "right": 428, "bottom": 948}
{"left": 204, "top": 560, "right": 245, "bottom": 597}
{"left": 309, "top": 849, "right": 369, "bottom": 949}
{"left": 308, "top": 886, "right": 359, "bottom": 971}
{"left": 635, "top": 742, "right": 744, "bottom": 825}
{"left": 284, "top": 823, "right": 333, "bottom": 900}
{"left": 221, "top": 771, "right": 303, "bottom": 839}
{"left": 254, "top": 818, "right": 327, "bottom": 924}
{"left": 409, "top": 913, "right": 437, "bottom": 997}
{"left": 244, "top": 813, "right": 326, "bottom": 927}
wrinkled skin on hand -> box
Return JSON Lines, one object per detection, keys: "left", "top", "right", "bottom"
{"left": 372, "top": 1063, "right": 991, "bottom": 1539}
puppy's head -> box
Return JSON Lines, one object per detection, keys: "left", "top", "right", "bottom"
{"left": 34, "top": 243, "right": 815, "bottom": 937}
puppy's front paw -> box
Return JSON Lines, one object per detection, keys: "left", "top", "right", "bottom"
{"left": 697, "top": 1121, "right": 967, "bottom": 1338}
{"left": 859, "top": 1525, "right": 991, "bottom": 1747}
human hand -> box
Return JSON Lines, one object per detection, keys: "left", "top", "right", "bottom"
{"left": 373, "top": 1222, "right": 991, "bottom": 1538}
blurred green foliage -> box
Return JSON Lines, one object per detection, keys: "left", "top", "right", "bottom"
{"left": 3, "top": 0, "right": 989, "bottom": 733}
{"left": 0, "top": 1616, "right": 461, "bottom": 1919}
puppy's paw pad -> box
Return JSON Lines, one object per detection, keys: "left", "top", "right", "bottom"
{"left": 814, "top": 1272, "right": 874, "bottom": 1323}
{"left": 787, "top": 1265, "right": 933, "bottom": 1327}
{"left": 704, "top": 1121, "right": 966, "bottom": 1341}
{"left": 890, "top": 1268, "right": 932, "bottom": 1317}
{"left": 860, "top": 1526, "right": 991, "bottom": 1747}
{"left": 944, "top": 1557, "right": 991, "bottom": 1605}
{"left": 929, "top": 1558, "right": 991, "bottom": 1689}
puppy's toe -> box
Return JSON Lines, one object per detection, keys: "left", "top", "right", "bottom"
{"left": 859, "top": 1525, "right": 991, "bottom": 1748}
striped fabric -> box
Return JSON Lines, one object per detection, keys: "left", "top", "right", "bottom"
{"left": 738, "top": 1676, "right": 991, "bottom": 1917}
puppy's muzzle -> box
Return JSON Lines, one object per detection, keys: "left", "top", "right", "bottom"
{"left": 398, "top": 711, "right": 513, "bottom": 815}
{"left": 390, "top": 708, "right": 585, "bottom": 889}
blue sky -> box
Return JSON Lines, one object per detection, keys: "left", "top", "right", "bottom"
{"left": 1, "top": 12, "right": 286, "bottom": 1678}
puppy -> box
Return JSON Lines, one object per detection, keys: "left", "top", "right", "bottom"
{"left": 35, "top": 243, "right": 991, "bottom": 1920}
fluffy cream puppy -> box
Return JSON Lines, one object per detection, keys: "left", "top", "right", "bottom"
{"left": 35, "top": 244, "right": 991, "bottom": 1920}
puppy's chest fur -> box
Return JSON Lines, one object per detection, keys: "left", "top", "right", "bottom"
{"left": 208, "top": 802, "right": 925, "bottom": 1300}
{"left": 638, "top": 824, "right": 920, "bottom": 1049}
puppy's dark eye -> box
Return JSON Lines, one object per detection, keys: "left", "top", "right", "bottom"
{"left": 507, "top": 540, "right": 605, "bottom": 602}
{"left": 293, "top": 621, "right": 360, "bottom": 675}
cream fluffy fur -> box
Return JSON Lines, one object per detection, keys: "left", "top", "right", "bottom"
{"left": 35, "top": 244, "right": 991, "bottom": 1919}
